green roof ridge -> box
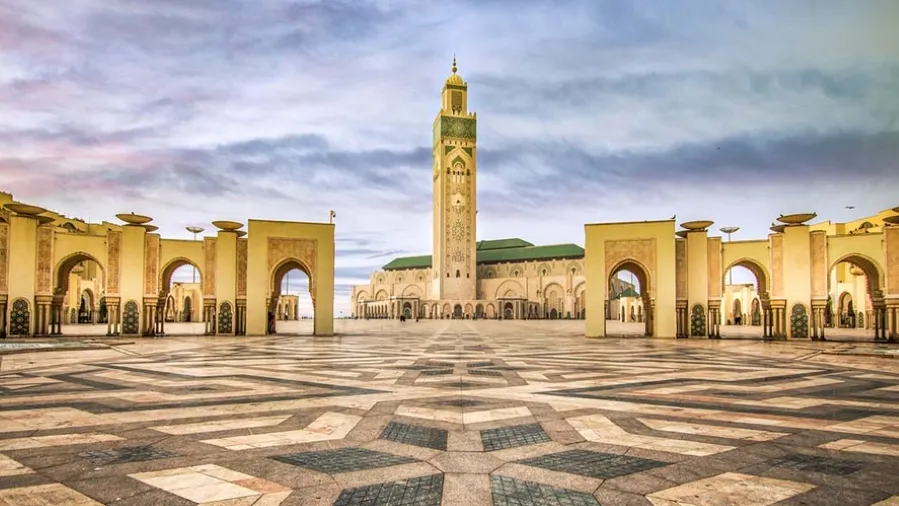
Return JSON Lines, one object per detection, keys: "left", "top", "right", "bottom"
{"left": 381, "top": 239, "right": 584, "bottom": 271}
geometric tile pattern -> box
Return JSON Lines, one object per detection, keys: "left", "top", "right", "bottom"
{"left": 646, "top": 472, "right": 816, "bottom": 506}
{"left": 767, "top": 454, "right": 864, "bottom": 475}
{"left": 2, "top": 320, "right": 899, "bottom": 506}
{"left": 517, "top": 449, "right": 667, "bottom": 478}
{"left": 380, "top": 421, "right": 448, "bottom": 450}
{"left": 79, "top": 445, "right": 178, "bottom": 464}
{"left": 129, "top": 464, "right": 291, "bottom": 504}
{"left": 271, "top": 447, "right": 416, "bottom": 474}
{"left": 333, "top": 473, "right": 444, "bottom": 506}
{"left": 481, "top": 423, "right": 551, "bottom": 451}
{"left": 491, "top": 475, "right": 600, "bottom": 506}
{"left": 0, "top": 483, "right": 101, "bottom": 506}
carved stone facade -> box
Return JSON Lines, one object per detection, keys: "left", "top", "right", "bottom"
{"left": 237, "top": 239, "right": 248, "bottom": 298}
{"left": 604, "top": 239, "right": 656, "bottom": 297}
{"left": 267, "top": 237, "right": 317, "bottom": 298}
{"left": 35, "top": 227, "right": 53, "bottom": 294}
{"left": 0, "top": 223, "right": 8, "bottom": 293}
{"left": 144, "top": 234, "right": 159, "bottom": 296}
{"left": 107, "top": 230, "right": 121, "bottom": 295}
{"left": 675, "top": 240, "right": 686, "bottom": 299}
{"left": 203, "top": 237, "right": 217, "bottom": 297}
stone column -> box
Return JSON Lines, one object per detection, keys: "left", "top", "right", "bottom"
{"left": 0, "top": 299, "right": 6, "bottom": 338}
{"left": 811, "top": 305, "right": 820, "bottom": 340}
{"left": 889, "top": 305, "right": 898, "bottom": 342}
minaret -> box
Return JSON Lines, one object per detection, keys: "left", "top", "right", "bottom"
{"left": 431, "top": 57, "right": 477, "bottom": 301}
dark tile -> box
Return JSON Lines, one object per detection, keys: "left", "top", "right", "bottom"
{"left": 333, "top": 473, "right": 443, "bottom": 506}
{"left": 78, "top": 446, "right": 178, "bottom": 465}
{"left": 467, "top": 369, "right": 502, "bottom": 377}
{"left": 437, "top": 399, "right": 485, "bottom": 408}
{"left": 271, "top": 447, "right": 416, "bottom": 474}
{"left": 767, "top": 454, "right": 864, "bottom": 476}
{"left": 420, "top": 369, "right": 453, "bottom": 376}
{"left": 518, "top": 449, "right": 668, "bottom": 479}
{"left": 380, "top": 421, "right": 448, "bottom": 451}
{"left": 466, "top": 362, "right": 493, "bottom": 368}
{"left": 481, "top": 424, "right": 551, "bottom": 452}
{"left": 490, "top": 475, "right": 600, "bottom": 506}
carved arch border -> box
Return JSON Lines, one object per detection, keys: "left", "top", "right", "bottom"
{"left": 159, "top": 256, "right": 204, "bottom": 296}
{"left": 54, "top": 251, "right": 107, "bottom": 297}
{"left": 494, "top": 279, "right": 526, "bottom": 300}
{"left": 828, "top": 253, "right": 886, "bottom": 294}
{"left": 724, "top": 257, "right": 771, "bottom": 297}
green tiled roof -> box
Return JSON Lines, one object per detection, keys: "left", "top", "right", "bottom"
{"left": 381, "top": 240, "right": 584, "bottom": 271}
{"left": 476, "top": 243, "right": 584, "bottom": 264}
{"left": 476, "top": 238, "right": 534, "bottom": 250}
{"left": 613, "top": 287, "right": 641, "bottom": 299}
{"left": 381, "top": 255, "right": 432, "bottom": 270}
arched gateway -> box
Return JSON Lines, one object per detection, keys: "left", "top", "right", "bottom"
{"left": 585, "top": 212, "right": 899, "bottom": 341}
{"left": 0, "top": 200, "right": 336, "bottom": 337}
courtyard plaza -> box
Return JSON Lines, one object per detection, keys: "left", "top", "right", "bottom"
{"left": 1, "top": 321, "right": 898, "bottom": 505}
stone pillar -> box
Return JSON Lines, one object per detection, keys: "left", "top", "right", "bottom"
{"left": 0, "top": 298, "right": 6, "bottom": 338}
{"left": 889, "top": 303, "right": 898, "bottom": 342}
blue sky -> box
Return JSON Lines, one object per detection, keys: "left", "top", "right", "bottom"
{"left": 2, "top": 0, "right": 898, "bottom": 317}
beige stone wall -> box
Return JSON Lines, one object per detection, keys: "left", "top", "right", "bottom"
{"left": 351, "top": 257, "right": 641, "bottom": 319}
{"left": 352, "top": 258, "right": 589, "bottom": 318}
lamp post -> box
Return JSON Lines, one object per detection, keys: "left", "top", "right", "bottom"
{"left": 719, "top": 227, "right": 739, "bottom": 285}
{"left": 186, "top": 227, "right": 204, "bottom": 283}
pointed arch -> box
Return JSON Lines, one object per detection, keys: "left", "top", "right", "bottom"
{"left": 160, "top": 257, "right": 203, "bottom": 295}
{"left": 723, "top": 258, "right": 770, "bottom": 297}
{"left": 494, "top": 279, "right": 525, "bottom": 299}
{"left": 54, "top": 251, "right": 106, "bottom": 297}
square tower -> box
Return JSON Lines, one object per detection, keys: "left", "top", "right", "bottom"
{"left": 431, "top": 57, "right": 477, "bottom": 301}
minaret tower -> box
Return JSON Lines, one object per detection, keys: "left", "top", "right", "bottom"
{"left": 431, "top": 57, "right": 477, "bottom": 302}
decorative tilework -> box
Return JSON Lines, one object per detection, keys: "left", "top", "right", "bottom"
{"left": 517, "top": 449, "right": 667, "bottom": 479}
{"left": 791, "top": 303, "right": 809, "bottom": 338}
{"left": 121, "top": 300, "right": 140, "bottom": 334}
{"left": 380, "top": 421, "right": 448, "bottom": 450}
{"left": 334, "top": 474, "right": 443, "bottom": 506}
{"left": 218, "top": 301, "right": 233, "bottom": 334}
{"left": 2, "top": 320, "right": 898, "bottom": 505}
{"left": 481, "top": 423, "right": 551, "bottom": 451}
{"left": 691, "top": 303, "right": 706, "bottom": 336}
{"left": 8, "top": 298, "right": 30, "bottom": 336}
{"left": 271, "top": 447, "right": 415, "bottom": 474}
{"left": 440, "top": 116, "right": 476, "bottom": 140}
{"left": 491, "top": 475, "right": 600, "bottom": 506}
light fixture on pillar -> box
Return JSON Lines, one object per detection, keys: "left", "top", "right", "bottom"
{"left": 720, "top": 227, "right": 739, "bottom": 285}
{"left": 186, "top": 227, "right": 204, "bottom": 283}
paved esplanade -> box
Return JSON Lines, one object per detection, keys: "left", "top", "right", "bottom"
{"left": 1, "top": 321, "right": 898, "bottom": 505}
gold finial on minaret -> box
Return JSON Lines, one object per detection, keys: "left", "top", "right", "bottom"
{"left": 452, "top": 55, "right": 457, "bottom": 74}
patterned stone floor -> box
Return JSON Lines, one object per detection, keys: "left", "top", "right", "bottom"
{"left": 2, "top": 320, "right": 899, "bottom": 505}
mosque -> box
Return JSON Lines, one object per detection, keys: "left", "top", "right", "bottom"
{"left": 350, "top": 60, "right": 636, "bottom": 321}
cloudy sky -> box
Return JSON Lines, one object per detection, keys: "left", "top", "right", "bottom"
{"left": 2, "top": 0, "right": 898, "bottom": 317}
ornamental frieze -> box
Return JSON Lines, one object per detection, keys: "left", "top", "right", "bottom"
{"left": 439, "top": 116, "right": 476, "bottom": 141}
